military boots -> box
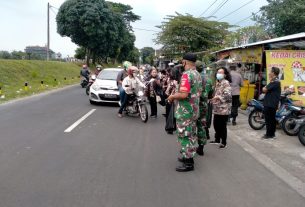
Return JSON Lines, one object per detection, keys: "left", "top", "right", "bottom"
{"left": 176, "top": 158, "right": 194, "bottom": 172}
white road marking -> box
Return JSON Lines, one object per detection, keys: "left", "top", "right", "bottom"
{"left": 229, "top": 129, "right": 305, "bottom": 198}
{"left": 64, "top": 109, "right": 96, "bottom": 133}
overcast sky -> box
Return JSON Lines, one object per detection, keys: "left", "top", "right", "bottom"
{"left": 0, "top": 0, "right": 268, "bottom": 57}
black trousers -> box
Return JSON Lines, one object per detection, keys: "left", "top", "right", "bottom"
{"left": 231, "top": 95, "right": 240, "bottom": 121}
{"left": 148, "top": 96, "right": 157, "bottom": 116}
{"left": 213, "top": 114, "right": 229, "bottom": 145}
{"left": 264, "top": 106, "right": 276, "bottom": 136}
{"left": 165, "top": 101, "right": 171, "bottom": 121}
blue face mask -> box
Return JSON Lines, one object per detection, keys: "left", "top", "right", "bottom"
{"left": 216, "top": 73, "right": 224, "bottom": 80}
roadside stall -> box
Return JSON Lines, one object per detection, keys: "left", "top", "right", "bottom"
{"left": 214, "top": 32, "right": 305, "bottom": 108}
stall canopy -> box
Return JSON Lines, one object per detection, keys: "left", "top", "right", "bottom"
{"left": 214, "top": 33, "right": 305, "bottom": 104}
{"left": 214, "top": 32, "right": 305, "bottom": 58}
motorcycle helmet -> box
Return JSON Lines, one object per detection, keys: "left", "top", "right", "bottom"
{"left": 123, "top": 61, "right": 132, "bottom": 70}
{"left": 96, "top": 64, "right": 102, "bottom": 71}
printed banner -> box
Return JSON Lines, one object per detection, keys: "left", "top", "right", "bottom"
{"left": 266, "top": 50, "right": 305, "bottom": 103}
{"left": 229, "top": 46, "right": 263, "bottom": 64}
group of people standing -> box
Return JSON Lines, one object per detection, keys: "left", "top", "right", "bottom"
{"left": 115, "top": 54, "right": 248, "bottom": 172}
{"left": 167, "top": 53, "right": 242, "bottom": 172}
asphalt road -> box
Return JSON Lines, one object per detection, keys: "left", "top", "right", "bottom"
{"left": 0, "top": 86, "right": 304, "bottom": 207}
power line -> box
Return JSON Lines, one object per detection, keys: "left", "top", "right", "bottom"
{"left": 50, "top": 5, "right": 59, "bottom": 10}
{"left": 233, "top": 10, "right": 261, "bottom": 25}
{"left": 209, "top": 0, "right": 230, "bottom": 17}
{"left": 198, "top": 0, "right": 218, "bottom": 17}
{"left": 218, "top": 0, "right": 255, "bottom": 21}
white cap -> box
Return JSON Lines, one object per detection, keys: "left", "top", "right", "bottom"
{"left": 168, "top": 62, "right": 174, "bottom": 66}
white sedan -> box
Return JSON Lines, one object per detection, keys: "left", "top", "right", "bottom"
{"left": 89, "top": 68, "right": 123, "bottom": 105}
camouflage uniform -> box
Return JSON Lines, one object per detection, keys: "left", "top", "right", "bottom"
{"left": 197, "top": 76, "right": 208, "bottom": 146}
{"left": 175, "top": 69, "right": 202, "bottom": 159}
{"left": 205, "top": 78, "right": 214, "bottom": 137}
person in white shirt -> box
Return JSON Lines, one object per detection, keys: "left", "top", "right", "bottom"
{"left": 118, "top": 66, "right": 144, "bottom": 117}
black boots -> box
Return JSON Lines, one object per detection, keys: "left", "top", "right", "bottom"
{"left": 176, "top": 158, "right": 194, "bottom": 172}
{"left": 196, "top": 145, "right": 204, "bottom": 156}
{"left": 232, "top": 117, "right": 237, "bottom": 125}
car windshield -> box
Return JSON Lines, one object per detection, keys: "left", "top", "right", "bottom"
{"left": 97, "top": 70, "right": 120, "bottom": 80}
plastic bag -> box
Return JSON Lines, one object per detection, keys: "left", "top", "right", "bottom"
{"left": 165, "top": 103, "right": 176, "bottom": 131}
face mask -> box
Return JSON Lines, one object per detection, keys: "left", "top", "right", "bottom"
{"left": 216, "top": 73, "right": 224, "bottom": 80}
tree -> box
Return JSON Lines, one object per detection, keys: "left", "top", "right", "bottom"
{"left": 57, "top": 0, "right": 126, "bottom": 65}
{"left": 11, "top": 51, "right": 26, "bottom": 59}
{"left": 225, "top": 25, "right": 270, "bottom": 47}
{"left": 56, "top": 0, "right": 140, "bottom": 65}
{"left": 127, "top": 47, "right": 140, "bottom": 65}
{"left": 74, "top": 47, "right": 86, "bottom": 60}
{"left": 106, "top": 2, "right": 140, "bottom": 63}
{"left": 0, "top": 51, "right": 11, "bottom": 59}
{"left": 155, "top": 13, "right": 231, "bottom": 55}
{"left": 254, "top": 0, "right": 305, "bottom": 37}
{"left": 141, "top": 47, "right": 155, "bottom": 64}
{"left": 106, "top": 2, "right": 140, "bottom": 31}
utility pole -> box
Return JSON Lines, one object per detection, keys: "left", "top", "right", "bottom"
{"left": 47, "top": 2, "right": 50, "bottom": 61}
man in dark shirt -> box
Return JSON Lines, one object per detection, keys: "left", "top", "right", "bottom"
{"left": 262, "top": 67, "right": 281, "bottom": 139}
{"left": 116, "top": 61, "right": 131, "bottom": 106}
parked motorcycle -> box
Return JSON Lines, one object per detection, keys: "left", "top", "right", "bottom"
{"left": 247, "top": 90, "right": 294, "bottom": 130}
{"left": 124, "top": 87, "right": 148, "bottom": 123}
{"left": 297, "top": 124, "right": 305, "bottom": 146}
{"left": 280, "top": 105, "right": 305, "bottom": 136}
{"left": 86, "top": 74, "right": 97, "bottom": 95}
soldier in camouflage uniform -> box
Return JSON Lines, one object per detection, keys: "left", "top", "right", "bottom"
{"left": 168, "top": 53, "right": 202, "bottom": 172}
{"left": 204, "top": 77, "right": 213, "bottom": 139}
{"left": 194, "top": 61, "right": 208, "bottom": 156}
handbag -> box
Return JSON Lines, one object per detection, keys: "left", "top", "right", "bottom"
{"left": 165, "top": 103, "right": 176, "bottom": 131}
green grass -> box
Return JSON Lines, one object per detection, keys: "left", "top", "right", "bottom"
{"left": 0, "top": 60, "right": 81, "bottom": 103}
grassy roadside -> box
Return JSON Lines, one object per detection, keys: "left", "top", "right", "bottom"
{"left": 0, "top": 60, "right": 81, "bottom": 104}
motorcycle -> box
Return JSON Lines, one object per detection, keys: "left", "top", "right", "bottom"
{"left": 80, "top": 75, "right": 89, "bottom": 88}
{"left": 86, "top": 74, "right": 97, "bottom": 95}
{"left": 124, "top": 87, "right": 148, "bottom": 123}
{"left": 297, "top": 123, "right": 305, "bottom": 146}
{"left": 280, "top": 105, "right": 305, "bottom": 136}
{"left": 247, "top": 90, "right": 294, "bottom": 130}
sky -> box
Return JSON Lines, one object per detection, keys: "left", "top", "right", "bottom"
{"left": 0, "top": 0, "right": 268, "bottom": 58}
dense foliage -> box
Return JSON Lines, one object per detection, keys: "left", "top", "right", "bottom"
{"left": 225, "top": 25, "right": 270, "bottom": 47}
{"left": 56, "top": 0, "right": 140, "bottom": 64}
{"left": 155, "top": 13, "right": 231, "bottom": 56}
{"left": 254, "top": 0, "right": 305, "bottom": 37}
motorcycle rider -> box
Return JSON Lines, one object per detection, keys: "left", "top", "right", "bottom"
{"left": 94, "top": 64, "right": 102, "bottom": 76}
{"left": 117, "top": 61, "right": 132, "bottom": 106}
{"left": 80, "top": 64, "right": 90, "bottom": 81}
{"left": 118, "top": 66, "right": 145, "bottom": 118}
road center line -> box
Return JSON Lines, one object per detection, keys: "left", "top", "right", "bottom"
{"left": 64, "top": 109, "right": 96, "bottom": 133}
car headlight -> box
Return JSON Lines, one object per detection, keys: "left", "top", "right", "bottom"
{"left": 92, "top": 84, "right": 100, "bottom": 91}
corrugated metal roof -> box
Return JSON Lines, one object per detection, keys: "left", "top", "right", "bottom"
{"left": 214, "top": 32, "right": 305, "bottom": 54}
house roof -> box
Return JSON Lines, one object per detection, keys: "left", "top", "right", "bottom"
{"left": 214, "top": 32, "right": 305, "bottom": 54}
